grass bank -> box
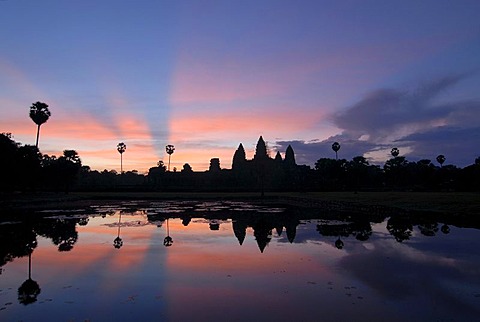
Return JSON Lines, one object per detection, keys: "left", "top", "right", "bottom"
{"left": 1, "top": 191, "right": 479, "bottom": 215}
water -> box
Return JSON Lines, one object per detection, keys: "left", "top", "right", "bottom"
{"left": 1, "top": 200, "right": 479, "bottom": 321}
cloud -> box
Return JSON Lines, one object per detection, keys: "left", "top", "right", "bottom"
{"left": 333, "top": 74, "right": 467, "bottom": 141}
{"left": 280, "top": 74, "right": 480, "bottom": 167}
{"left": 397, "top": 126, "right": 480, "bottom": 166}
{"left": 275, "top": 74, "right": 480, "bottom": 167}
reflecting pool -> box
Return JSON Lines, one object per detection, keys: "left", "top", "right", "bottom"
{"left": 1, "top": 200, "right": 480, "bottom": 321}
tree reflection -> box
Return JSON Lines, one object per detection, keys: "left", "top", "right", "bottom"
{"left": 209, "top": 220, "right": 220, "bottom": 231}
{"left": 387, "top": 216, "right": 413, "bottom": 242}
{"left": 316, "top": 220, "right": 372, "bottom": 248}
{"left": 18, "top": 240, "right": 41, "bottom": 305}
{"left": 113, "top": 212, "right": 123, "bottom": 249}
{"left": 441, "top": 224, "right": 450, "bottom": 234}
{"left": 418, "top": 222, "right": 438, "bottom": 237}
{"left": 181, "top": 216, "right": 191, "bottom": 226}
{"left": 335, "top": 238, "right": 344, "bottom": 249}
{"left": 164, "top": 218, "right": 173, "bottom": 247}
{"left": 36, "top": 218, "right": 79, "bottom": 252}
{"left": 1, "top": 223, "right": 38, "bottom": 267}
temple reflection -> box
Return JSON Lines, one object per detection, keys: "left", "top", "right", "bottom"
{"left": 1, "top": 200, "right": 480, "bottom": 270}
{"left": 1, "top": 200, "right": 479, "bottom": 321}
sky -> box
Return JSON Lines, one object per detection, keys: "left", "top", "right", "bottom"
{"left": 1, "top": 0, "right": 479, "bottom": 173}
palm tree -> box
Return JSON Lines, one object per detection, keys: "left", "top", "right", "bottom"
{"left": 166, "top": 144, "right": 175, "bottom": 171}
{"left": 332, "top": 142, "right": 340, "bottom": 160}
{"left": 391, "top": 147, "right": 399, "bottom": 158}
{"left": 117, "top": 142, "right": 127, "bottom": 173}
{"left": 29, "top": 101, "right": 51, "bottom": 148}
{"left": 436, "top": 154, "right": 446, "bottom": 167}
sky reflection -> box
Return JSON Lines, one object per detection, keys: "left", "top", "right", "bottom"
{"left": 1, "top": 204, "right": 480, "bottom": 321}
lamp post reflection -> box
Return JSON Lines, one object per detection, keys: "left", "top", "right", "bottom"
{"left": 113, "top": 212, "right": 123, "bottom": 249}
{"left": 164, "top": 218, "right": 173, "bottom": 247}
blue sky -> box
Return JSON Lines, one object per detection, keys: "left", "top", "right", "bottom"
{"left": 1, "top": 0, "right": 479, "bottom": 172}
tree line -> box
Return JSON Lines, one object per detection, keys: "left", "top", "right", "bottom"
{"left": 1, "top": 101, "right": 479, "bottom": 193}
{"left": 1, "top": 131, "right": 479, "bottom": 193}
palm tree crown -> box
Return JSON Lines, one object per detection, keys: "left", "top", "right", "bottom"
{"left": 117, "top": 142, "right": 126, "bottom": 173}
{"left": 436, "top": 154, "right": 446, "bottom": 167}
{"left": 332, "top": 142, "right": 340, "bottom": 160}
{"left": 391, "top": 147, "right": 400, "bottom": 158}
{"left": 29, "top": 101, "right": 51, "bottom": 148}
{"left": 117, "top": 142, "right": 126, "bottom": 154}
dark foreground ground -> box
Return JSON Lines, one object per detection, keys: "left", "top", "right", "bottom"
{"left": 1, "top": 191, "right": 479, "bottom": 216}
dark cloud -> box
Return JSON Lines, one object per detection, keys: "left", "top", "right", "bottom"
{"left": 333, "top": 74, "right": 466, "bottom": 140}
{"left": 397, "top": 126, "right": 480, "bottom": 166}
{"left": 278, "top": 74, "right": 479, "bottom": 167}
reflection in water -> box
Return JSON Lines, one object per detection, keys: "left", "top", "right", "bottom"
{"left": 113, "top": 212, "right": 123, "bottom": 249}
{"left": 17, "top": 241, "right": 41, "bottom": 305}
{"left": 335, "top": 237, "right": 344, "bottom": 249}
{"left": 1, "top": 200, "right": 480, "bottom": 321}
{"left": 164, "top": 218, "right": 173, "bottom": 247}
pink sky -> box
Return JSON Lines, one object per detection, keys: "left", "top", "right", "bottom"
{"left": 1, "top": 1, "right": 479, "bottom": 170}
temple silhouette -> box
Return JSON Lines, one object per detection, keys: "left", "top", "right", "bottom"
{"left": 2, "top": 131, "right": 480, "bottom": 193}
{"left": 143, "top": 136, "right": 310, "bottom": 193}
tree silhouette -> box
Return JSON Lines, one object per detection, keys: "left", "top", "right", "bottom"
{"left": 384, "top": 156, "right": 408, "bottom": 188}
{"left": 436, "top": 154, "right": 445, "bottom": 167}
{"left": 117, "top": 142, "right": 126, "bottom": 174}
{"left": 16, "top": 145, "right": 42, "bottom": 191}
{"left": 29, "top": 102, "right": 51, "bottom": 148}
{"left": 56, "top": 150, "right": 82, "bottom": 193}
{"left": 166, "top": 145, "right": 175, "bottom": 171}
{"left": 315, "top": 157, "right": 347, "bottom": 190}
{"left": 182, "top": 163, "right": 193, "bottom": 173}
{"left": 391, "top": 147, "right": 400, "bottom": 158}
{"left": 332, "top": 142, "right": 340, "bottom": 160}
{"left": 0, "top": 133, "right": 18, "bottom": 191}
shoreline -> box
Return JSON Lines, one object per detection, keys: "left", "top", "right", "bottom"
{"left": 1, "top": 191, "right": 479, "bottom": 216}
